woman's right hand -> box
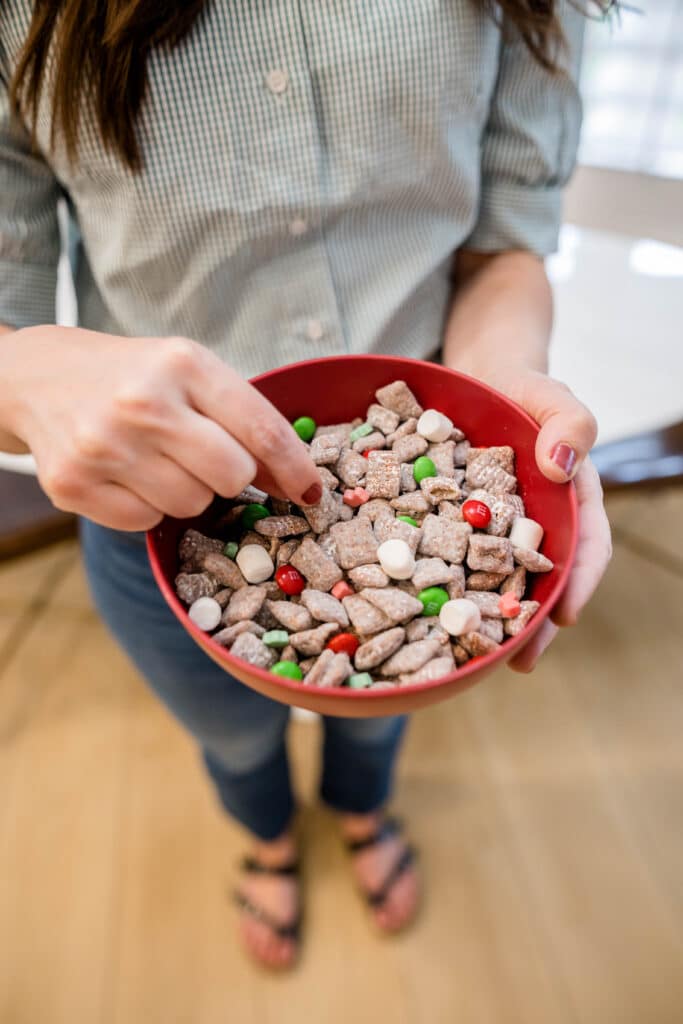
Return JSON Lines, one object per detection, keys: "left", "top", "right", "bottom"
{"left": 0, "top": 325, "right": 323, "bottom": 531}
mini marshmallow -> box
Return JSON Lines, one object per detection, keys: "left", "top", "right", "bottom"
{"left": 188, "top": 596, "right": 222, "bottom": 631}
{"left": 439, "top": 598, "right": 481, "bottom": 637}
{"left": 509, "top": 517, "right": 544, "bottom": 552}
{"left": 417, "top": 409, "right": 453, "bottom": 444}
{"left": 377, "top": 538, "right": 416, "bottom": 580}
{"left": 236, "top": 543, "right": 275, "bottom": 584}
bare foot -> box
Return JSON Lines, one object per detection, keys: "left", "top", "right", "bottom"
{"left": 235, "top": 830, "right": 300, "bottom": 970}
{"left": 340, "top": 811, "right": 419, "bottom": 933}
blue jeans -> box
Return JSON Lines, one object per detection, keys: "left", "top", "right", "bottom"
{"left": 80, "top": 521, "right": 407, "bottom": 840}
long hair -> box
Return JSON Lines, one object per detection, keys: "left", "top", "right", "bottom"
{"left": 9, "top": 1, "right": 611, "bottom": 171}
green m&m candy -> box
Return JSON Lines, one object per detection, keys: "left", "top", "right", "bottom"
{"left": 417, "top": 586, "right": 449, "bottom": 617}
{"left": 241, "top": 503, "right": 270, "bottom": 529}
{"left": 292, "top": 416, "right": 316, "bottom": 442}
{"left": 413, "top": 456, "right": 437, "bottom": 484}
{"left": 396, "top": 515, "right": 419, "bottom": 528}
{"left": 223, "top": 541, "right": 238, "bottom": 559}
{"left": 270, "top": 661, "right": 304, "bottom": 681}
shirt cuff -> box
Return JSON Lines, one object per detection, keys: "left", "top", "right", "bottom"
{"left": 0, "top": 259, "right": 57, "bottom": 328}
{"left": 463, "top": 179, "right": 563, "bottom": 257}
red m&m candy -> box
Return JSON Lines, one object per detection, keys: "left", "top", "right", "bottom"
{"left": 326, "top": 632, "right": 360, "bottom": 656}
{"left": 462, "top": 499, "right": 491, "bottom": 529}
{"left": 275, "top": 564, "right": 305, "bottom": 595}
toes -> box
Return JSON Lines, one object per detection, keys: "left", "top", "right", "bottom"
{"left": 373, "top": 870, "right": 419, "bottom": 933}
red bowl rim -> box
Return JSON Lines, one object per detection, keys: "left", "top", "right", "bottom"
{"left": 147, "top": 354, "right": 579, "bottom": 701}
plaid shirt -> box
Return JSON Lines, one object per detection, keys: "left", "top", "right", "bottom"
{"left": 0, "top": 1, "right": 583, "bottom": 376}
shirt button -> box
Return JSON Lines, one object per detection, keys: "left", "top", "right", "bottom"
{"left": 306, "top": 319, "right": 325, "bottom": 342}
{"left": 266, "top": 69, "right": 289, "bottom": 95}
{"left": 289, "top": 217, "right": 308, "bottom": 237}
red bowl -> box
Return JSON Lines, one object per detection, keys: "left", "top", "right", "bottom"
{"left": 147, "top": 355, "right": 578, "bottom": 717}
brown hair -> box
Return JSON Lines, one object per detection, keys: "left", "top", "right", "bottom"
{"left": 9, "top": 1, "right": 612, "bottom": 171}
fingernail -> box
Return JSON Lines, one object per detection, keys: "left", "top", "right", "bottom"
{"left": 300, "top": 482, "right": 322, "bottom": 506}
{"left": 550, "top": 442, "right": 577, "bottom": 479}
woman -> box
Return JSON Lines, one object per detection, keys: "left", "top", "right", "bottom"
{"left": 0, "top": 0, "right": 612, "bottom": 969}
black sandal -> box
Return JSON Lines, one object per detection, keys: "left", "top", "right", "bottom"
{"left": 345, "top": 817, "right": 418, "bottom": 912}
{"left": 232, "top": 856, "right": 302, "bottom": 947}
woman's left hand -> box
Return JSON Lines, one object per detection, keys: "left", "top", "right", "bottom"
{"left": 484, "top": 367, "right": 613, "bottom": 672}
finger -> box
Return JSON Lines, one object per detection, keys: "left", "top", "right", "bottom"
{"left": 251, "top": 462, "right": 289, "bottom": 501}
{"left": 508, "top": 619, "right": 559, "bottom": 674}
{"left": 551, "top": 459, "right": 612, "bottom": 627}
{"left": 161, "top": 410, "right": 257, "bottom": 499}
{"left": 121, "top": 453, "right": 216, "bottom": 520}
{"left": 67, "top": 482, "right": 163, "bottom": 532}
{"left": 187, "top": 356, "right": 323, "bottom": 506}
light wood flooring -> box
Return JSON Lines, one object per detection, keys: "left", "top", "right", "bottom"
{"left": 1, "top": 488, "right": 682, "bottom": 1024}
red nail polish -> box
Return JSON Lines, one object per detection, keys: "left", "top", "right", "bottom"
{"left": 550, "top": 442, "right": 577, "bottom": 479}
{"left": 301, "top": 482, "right": 322, "bottom": 506}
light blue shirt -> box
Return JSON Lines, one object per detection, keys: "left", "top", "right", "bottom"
{"left": 0, "top": 1, "right": 584, "bottom": 376}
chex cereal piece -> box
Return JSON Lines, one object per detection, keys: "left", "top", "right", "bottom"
{"left": 315, "top": 422, "right": 352, "bottom": 444}
{"left": 280, "top": 644, "right": 298, "bottom": 663}
{"left": 317, "top": 466, "right": 340, "bottom": 491}
{"left": 503, "top": 493, "right": 525, "bottom": 518}
{"left": 178, "top": 529, "right": 224, "bottom": 571}
{"left": 303, "top": 649, "right": 352, "bottom": 688}
{"left": 427, "top": 622, "right": 451, "bottom": 646}
{"left": 391, "top": 433, "right": 429, "bottom": 463}
{"left": 399, "top": 463, "right": 417, "bottom": 492}
{"left": 500, "top": 566, "right": 526, "bottom": 600}
{"left": 464, "top": 591, "right": 503, "bottom": 618}
{"left": 452, "top": 642, "right": 469, "bottom": 665}
{"left": 309, "top": 434, "right": 342, "bottom": 465}
{"left": 329, "top": 519, "right": 380, "bottom": 569}
{"left": 289, "top": 622, "right": 340, "bottom": 656}
{"left": 333, "top": 491, "right": 355, "bottom": 520}
{"left": 366, "top": 403, "right": 400, "bottom": 435}
{"left": 354, "top": 627, "right": 406, "bottom": 670}
{"left": 467, "top": 534, "right": 513, "bottom": 574}
{"left": 398, "top": 654, "right": 455, "bottom": 685}
{"left": 361, "top": 587, "right": 424, "bottom": 624}
{"left": 290, "top": 537, "right": 343, "bottom": 591}
{"left": 342, "top": 595, "right": 393, "bottom": 635}
{"left": 379, "top": 638, "right": 442, "bottom": 676}
{"left": 213, "top": 621, "right": 265, "bottom": 647}
{"left": 465, "top": 451, "right": 516, "bottom": 494}
{"left": 200, "top": 551, "right": 247, "bottom": 590}
{"left": 352, "top": 430, "right": 385, "bottom": 453}
{"left": 357, "top": 498, "right": 394, "bottom": 524}
{"left": 504, "top": 600, "right": 541, "bottom": 636}
{"left": 315, "top": 532, "right": 339, "bottom": 565}
{"left": 236, "top": 484, "right": 270, "bottom": 504}
{"left": 276, "top": 539, "right": 301, "bottom": 567}
{"left": 230, "top": 631, "right": 277, "bottom": 669}
{"left": 479, "top": 618, "right": 504, "bottom": 643}
{"left": 265, "top": 600, "right": 313, "bottom": 633}
{"left": 336, "top": 448, "right": 367, "bottom": 488}
{"left": 466, "top": 571, "right": 507, "bottom": 591}
{"left": 386, "top": 417, "right": 418, "bottom": 446}
{"left": 412, "top": 557, "right": 455, "bottom": 590}
{"left": 419, "top": 515, "right": 472, "bottom": 564}
{"left": 427, "top": 441, "right": 456, "bottom": 478}
{"left": 254, "top": 515, "right": 310, "bottom": 537}
{"left": 302, "top": 487, "right": 342, "bottom": 534}
{"left": 375, "top": 380, "right": 423, "bottom": 419}
{"left": 223, "top": 585, "right": 267, "bottom": 625}
{"left": 239, "top": 530, "right": 271, "bottom": 551}
{"left": 512, "top": 546, "right": 554, "bottom": 573}
{"left": 270, "top": 498, "right": 292, "bottom": 516}
{"left": 468, "top": 446, "right": 515, "bottom": 473}
{"left": 374, "top": 517, "right": 422, "bottom": 554}
{"left": 447, "top": 565, "right": 466, "bottom": 599}
{"left": 213, "top": 588, "right": 233, "bottom": 608}
{"left": 365, "top": 451, "right": 401, "bottom": 499}
{"left": 458, "top": 631, "right": 500, "bottom": 657}
{"left": 436, "top": 501, "right": 462, "bottom": 522}
{"left": 177, "top": 572, "right": 220, "bottom": 605}
{"left": 298, "top": 657, "right": 316, "bottom": 675}
{"left": 419, "top": 475, "right": 461, "bottom": 504}
{"left": 254, "top": 602, "right": 281, "bottom": 631}
{"left": 301, "top": 589, "right": 350, "bottom": 627}
{"left": 405, "top": 617, "right": 435, "bottom": 642}
{"left": 453, "top": 440, "right": 470, "bottom": 466}
{"left": 213, "top": 505, "right": 247, "bottom": 532}
{"left": 348, "top": 564, "right": 390, "bottom": 588}
{"left": 391, "top": 491, "right": 430, "bottom": 515}
{"left": 262, "top": 581, "right": 282, "bottom": 600}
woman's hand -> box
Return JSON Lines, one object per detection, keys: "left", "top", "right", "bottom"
{"left": 485, "top": 366, "right": 612, "bottom": 672}
{"left": 0, "top": 325, "right": 323, "bottom": 531}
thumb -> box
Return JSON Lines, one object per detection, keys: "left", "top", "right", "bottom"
{"left": 502, "top": 371, "right": 598, "bottom": 483}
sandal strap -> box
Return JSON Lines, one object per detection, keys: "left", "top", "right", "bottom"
{"left": 232, "top": 890, "right": 301, "bottom": 942}
{"left": 240, "top": 855, "right": 300, "bottom": 878}
{"left": 345, "top": 816, "right": 403, "bottom": 854}
{"left": 365, "top": 845, "right": 417, "bottom": 909}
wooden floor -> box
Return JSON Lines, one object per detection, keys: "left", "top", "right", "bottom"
{"left": 1, "top": 489, "right": 682, "bottom": 1024}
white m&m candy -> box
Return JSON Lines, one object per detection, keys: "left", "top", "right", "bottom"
{"left": 439, "top": 598, "right": 481, "bottom": 637}
{"left": 417, "top": 409, "right": 453, "bottom": 443}
{"left": 188, "top": 596, "right": 222, "bottom": 632}
{"left": 509, "top": 517, "right": 544, "bottom": 552}
{"left": 236, "top": 543, "right": 275, "bottom": 584}
{"left": 377, "top": 539, "right": 416, "bottom": 580}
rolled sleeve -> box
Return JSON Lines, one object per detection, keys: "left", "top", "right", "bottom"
{"left": 465, "top": 4, "right": 585, "bottom": 256}
{"left": 0, "top": 79, "right": 60, "bottom": 327}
